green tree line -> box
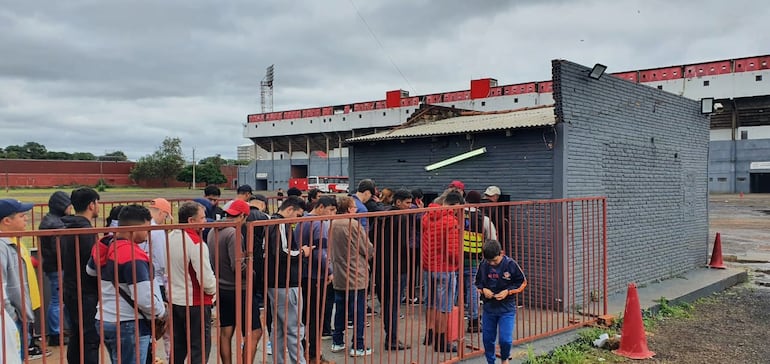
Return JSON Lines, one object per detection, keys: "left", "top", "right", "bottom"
{"left": 0, "top": 142, "right": 128, "bottom": 161}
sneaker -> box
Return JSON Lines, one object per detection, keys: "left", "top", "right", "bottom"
{"left": 27, "top": 345, "right": 52, "bottom": 360}
{"left": 321, "top": 332, "right": 333, "bottom": 340}
{"left": 330, "top": 343, "right": 346, "bottom": 353}
{"left": 410, "top": 297, "right": 421, "bottom": 305}
{"left": 366, "top": 306, "right": 375, "bottom": 316}
{"left": 349, "top": 347, "right": 373, "bottom": 357}
{"left": 347, "top": 320, "right": 372, "bottom": 328}
{"left": 266, "top": 341, "right": 272, "bottom": 355}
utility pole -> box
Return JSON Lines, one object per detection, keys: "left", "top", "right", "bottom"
{"left": 192, "top": 147, "right": 196, "bottom": 190}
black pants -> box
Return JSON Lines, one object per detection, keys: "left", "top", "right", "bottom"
{"left": 301, "top": 278, "right": 333, "bottom": 358}
{"left": 376, "top": 273, "right": 406, "bottom": 345}
{"left": 172, "top": 304, "right": 212, "bottom": 364}
{"left": 322, "top": 282, "right": 334, "bottom": 334}
{"left": 64, "top": 293, "right": 100, "bottom": 364}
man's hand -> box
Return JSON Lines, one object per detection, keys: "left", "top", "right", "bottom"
{"left": 481, "top": 288, "right": 494, "bottom": 299}
{"left": 301, "top": 245, "right": 316, "bottom": 257}
{"left": 494, "top": 290, "right": 509, "bottom": 300}
{"left": 327, "top": 274, "right": 334, "bottom": 284}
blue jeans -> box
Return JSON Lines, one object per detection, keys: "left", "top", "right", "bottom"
{"left": 425, "top": 272, "right": 457, "bottom": 313}
{"left": 97, "top": 320, "right": 151, "bottom": 364}
{"left": 463, "top": 265, "right": 480, "bottom": 320}
{"left": 333, "top": 289, "right": 366, "bottom": 350}
{"left": 45, "top": 271, "right": 63, "bottom": 336}
{"left": 481, "top": 310, "right": 516, "bottom": 364}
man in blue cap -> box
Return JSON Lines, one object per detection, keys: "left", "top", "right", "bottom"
{"left": 0, "top": 198, "right": 36, "bottom": 361}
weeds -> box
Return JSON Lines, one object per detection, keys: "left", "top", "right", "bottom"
{"left": 525, "top": 296, "right": 694, "bottom": 363}
{"left": 524, "top": 343, "right": 587, "bottom": 364}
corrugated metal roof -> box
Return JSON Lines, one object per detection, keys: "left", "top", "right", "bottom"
{"left": 346, "top": 106, "right": 556, "bottom": 143}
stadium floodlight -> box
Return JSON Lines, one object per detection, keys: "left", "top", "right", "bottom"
{"left": 589, "top": 63, "right": 607, "bottom": 80}
{"left": 701, "top": 97, "right": 714, "bottom": 114}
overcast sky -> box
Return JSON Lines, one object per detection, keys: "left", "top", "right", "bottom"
{"left": 0, "top": 0, "right": 767, "bottom": 160}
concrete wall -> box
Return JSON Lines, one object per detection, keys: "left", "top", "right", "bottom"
{"left": 553, "top": 60, "right": 710, "bottom": 294}
{"left": 710, "top": 139, "right": 770, "bottom": 193}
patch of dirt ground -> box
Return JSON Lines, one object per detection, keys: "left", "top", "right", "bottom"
{"left": 644, "top": 286, "right": 770, "bottom": 364}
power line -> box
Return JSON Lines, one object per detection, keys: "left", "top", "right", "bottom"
{"left": 347, "top": 0, "right": 416, "bottom": 95}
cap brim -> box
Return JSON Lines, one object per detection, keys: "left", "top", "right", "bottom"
{"left": 18, "top": 202, "right": 34, "bottom": 212}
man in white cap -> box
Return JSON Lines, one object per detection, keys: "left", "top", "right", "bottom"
{"left": 482, "top": 186, "right": 501, "bottom": 203}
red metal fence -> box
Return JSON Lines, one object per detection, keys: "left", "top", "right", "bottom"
{"left": 0, "top": 197, "right": 606, "bottom": 364}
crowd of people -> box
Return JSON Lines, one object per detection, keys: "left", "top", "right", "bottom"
{"left": 0, "top": 179, "right": 526, "bottom": 364}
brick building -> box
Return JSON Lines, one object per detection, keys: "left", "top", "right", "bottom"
{"left": 346, "top": 60, "right": 709, "bottom": 294}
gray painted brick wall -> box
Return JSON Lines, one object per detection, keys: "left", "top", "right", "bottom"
{"left": 349, "top": 131, "right": 554, "bottom": 200}
{"left": 553, "top": 60, "right": 710, "bottom": 294}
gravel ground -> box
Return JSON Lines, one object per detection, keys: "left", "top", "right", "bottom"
{"left": 646, "top": 286, "right": 770, "bottom": 364}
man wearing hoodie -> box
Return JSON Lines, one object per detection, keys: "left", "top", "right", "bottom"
{"left": 421, "top": 191, "right": 463, "bottom": 352}
{"left": 60, "top": 187, "right": 101, "bottom": 364}
{"left": 264, "top": 197, "right": 312, "bottom": 364}
{"left": 0, "top": 199, "right": 35, "bottom": 361}
{"left": 38, "top": 191, "right": 71, "bottom": 347}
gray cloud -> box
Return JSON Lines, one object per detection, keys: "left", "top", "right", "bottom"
{"left": 0, "top": 0, "right": 767, "bottom": 160}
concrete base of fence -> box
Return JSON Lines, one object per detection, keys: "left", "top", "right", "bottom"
{"left": 490, "top": 267, "right": 747, "bottom": 364}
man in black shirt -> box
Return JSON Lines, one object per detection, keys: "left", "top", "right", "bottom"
{"left": 60, "top": 187, "right": 101, "bottom": 364}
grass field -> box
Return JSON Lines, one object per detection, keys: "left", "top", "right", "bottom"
{"left": 0, "top": 187, "right": 237, "bottom": 204}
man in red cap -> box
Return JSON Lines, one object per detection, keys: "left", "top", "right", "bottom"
{"left": 207, "top": 199, "right": 263, "bottom": 364}
{"left": 448, "top": 180, "right": 465, "bottom": 196}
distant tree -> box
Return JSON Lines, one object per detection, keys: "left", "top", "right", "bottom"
{"left": 176, "top": 163, "right": 227, "bottom": 185}
{"left": 23, "top": 142, "right": 48, "bottom": 159}
{"left": 4, "top": 145, "right": 28, "bottom": 159}
{"left": 98, "top": 151, "right": 128, "bottom": 161}
{"left": 130, "top": 137, "right": 185, "bottom": 186}
{"left": 107, "top": 150, "right": 127, "bottom": 159}
{"left": 71, "top": 152, "right": 96, "bottom": 160}
{"left": 199, "top": 154, "right": 226, "bottom": 169}
{"left": 226, "top": 159, "right": 251, "bottom": 166}
{"left": 129, "top": 155, "right": 158, "bottom": 181}
{"left": 45, "top": 151, "right": 72, "bottom": 160}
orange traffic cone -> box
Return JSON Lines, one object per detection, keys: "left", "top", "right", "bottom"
{"left": 614, "top": 283, "right": 655, "bottom": 359}
{"left": 708, "top": 233, "right": 727, "bottom": 269}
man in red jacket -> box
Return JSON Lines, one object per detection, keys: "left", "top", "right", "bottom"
{"left": 421, "top": 191, "right": 464, "bottom": 352}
